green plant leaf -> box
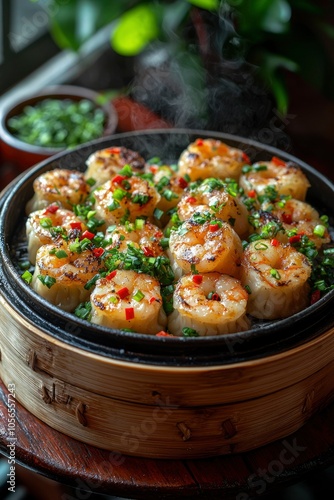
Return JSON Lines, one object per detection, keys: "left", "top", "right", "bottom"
{"left": 261, "top": 0, "right": 291, "bottom": 33}
{"left": 49, "top": 0, "right": 129, "bottom": 51}
{"left": 259, "top": 52, "right": 299, "bottom": 114}
{"left": 187, "top": 0, "right": 220, "bottom": 10}
{"left": 161, "top": 0, "right": 191, "bottom": 38}
{"left": 111, "top": 4, "right": 160, "bottom": 56}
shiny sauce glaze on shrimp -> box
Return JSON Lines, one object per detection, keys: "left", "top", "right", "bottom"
{"left": 26, "top": 205, "right": 87, "bottom": 265}
{"left": 85, "top": 146, "right": 146, "bottom": 187}
{"left": 239, "top": 157, "right": 310, "bottom": 201}
{"left": 240, "top": 239, "right": 312, "bottom": 319}
{"left": 90, "top": 269, "right": 167, "bottom": 334}
{"left": 168, "top": 273, "right": 250, "bottom": 336}
{"left": 93, "top": 171, "right": 161, "bottom": 228}
{"left": 26, "top": 169, "right": 90, "bottom": 214}
{"left": 178, "top": 138, "right": 249, "bottom": 181}
{"left": 168, "top": 214, "right": 243, "bottom": 278}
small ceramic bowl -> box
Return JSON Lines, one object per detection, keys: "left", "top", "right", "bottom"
{"left": 0, "top": 85, "right": 118, "bottom": 172}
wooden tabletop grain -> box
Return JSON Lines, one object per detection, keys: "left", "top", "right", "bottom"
{"left": 1, "top": 380, "right": 334, "bottom": 499}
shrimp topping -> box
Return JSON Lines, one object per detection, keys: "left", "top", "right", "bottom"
{"left": 26, "top": 169, "right": 90, "bottom": 214}
{"left": 26, "top": 207, "right": 86, "bottom": 264}
{"left": 168, "top": 273, "right": 250, "bottom": 336}
{"left": 177, "top": 178, "right": 250, "bottom": 238}
{"left": 31, "top": 242, "right": 102, "bottom": 312}
{"left": 106, "top": 220, "right": 165, "bottom": 257}
{"left": 85, "top": 146, "right": 145, "bottom": 186}
{"left": 90, "top": 269, "right": 167, "bottom": 334}
{"left": 240, "top": 239, "right": 312, "bottom": 319}
{"left": 93, "top": 174, "right": 161, "bottom": 228}
{"left": 178, "top": 138, "right": 248, "bottom": 181}
{"left": 168, "top": 215, "right": 242, "bottom": 278}
{"left": 260, "top": 198, "right": 330, "bottom": 249}
{"left": 239, "top": 158, "right": 310, "bottom": 201}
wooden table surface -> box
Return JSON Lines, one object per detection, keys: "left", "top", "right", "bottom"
{"left": 1, "top": 379, "right": 334, "bottom": 499}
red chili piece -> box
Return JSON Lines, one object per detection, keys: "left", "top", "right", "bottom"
{"left": 44, "top": 204, "right": 59, "bottom": 214}
{"left": 248, "top": 190, "right": 256, "bottom": 198}
{"left": 271, "top": 156, "right": 286, "bottom": 167}
{"left": 178, "top": 177, "right": 188, "bottom": 189}
{"left": 125, "top": 307, "right": 135, "bottom": 320}
{"left": 282, "top": 213, "right": 293, "bottom": 224}
{"left": 150, "top": 165, "right": 158, "bottom": 173}
{"left": 143, "top": 247, "right": 154, "bottom": 257}
{"left": 242, "top": 152, "right": 250, "bottom": 163}
{"left": 106, "top": 270, "right": 117, "bottom": 280}
{"left": 149, "top": 297, "right": 156, "bottom": 304}
{"left": 192, "top": 275, "right": 203, "bottom": 284}
{"left": 289, "top": 234, "right": 302, "bottom": 244}
{"left": 270, "top": 238, "right": 279, "bottom": 247}
{"left": 196, "top": 139, "right": 204, "bottom": 146}
{"left": 209, "top": 223, "right": 220, "bottom": 232}
{"left": 156, "top": 331, "right": 173, "bottom": 337}
{"left": 93, "top": 247, "right": 104, "bottom": 257}
{"left": 186, "top": 196, "right": 197, "bottom": 204}
{"left": 117, "top": 287, "right": 130, "bottom": 299}
{"left": 112, "top": 174, "right": 127, "bottom": 184}
{"left": 70, "top": 222, "right": 82, "bottom": 230}
{"left": 106, "top": 147, "right": 121, "bottom": 154}
{"left": 81, "top": 230, "right": 95, "bottom": 240}
{"left": 210, "top": 293, "right": 220, "bottom": 301}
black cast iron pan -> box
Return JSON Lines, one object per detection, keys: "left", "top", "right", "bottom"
{"left": 1, "top": 129, "right": 334, "bottom": 366}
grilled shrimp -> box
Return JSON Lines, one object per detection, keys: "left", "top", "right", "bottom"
{"left": 26, "top": 169, "right": 90, "bottom": 214}
{"left": 31, "top": 242, "right": 102, "bottom": 311}
{"left": 178, "top": 138, "right": 248, "bottom": 182}
{"left": 26, "top": 206, "right": 86, "bottom": 264}
{"left": 106, "top": 220, "right": 165, "bottom": 257}
{"left": 93, "top": 174, "right": 161, "bottom": 228}
{"left": 90, "top": 269, "right": 167, "bottom": 334}
{"left": 85, "top": 146, "right": 145, "bottom": 186}
{"left": 177, "top": 179, "right": 250, "bottom": 238}
{"left": 168, "top": 273, "right": 250, "bottom": 336}
{"left": 261, "top": 198, "right": 330, "bottom": 249}
{"left": 168, "top": 216, "right": 243, "bottom": 278}
{"left": 240, "top": 239, "right": 312, "bottom": 319}
{"left": 239, "top": 157, "right": 310, "bottom": 201}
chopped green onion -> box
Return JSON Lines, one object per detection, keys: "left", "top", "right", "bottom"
{"left": 40, "top": 217, "right": 53, "bottom": 228}
{"left": 270, "top": 268, "right": 281, "bottom": 280}
{"left": 37, "top": 275, "right": 56, "bottom": 288}
{"left": 55, "top": 250, "right": 68, "bottom": 259}
{"left": 22, "top": 270, "right": 33, "bottom": 284}
{"left": 313, "top": 224, "right": 326, "bottom": 237}
{"left": 135, "top": 218, "right": 145, "bottom": 230}
{"left": 113, "top": 188, "right": 128, "bottom": 201}
{"left": 74, "top": 302, "right": 92, "bottom": 320}
{"left": 118, "top": 164, "right": 133, "bottom": 177}
{"left": 133, "top": 290, "right": 145, "bottom": 302}
{"left": 108, "top": 200, "right": 120, "bottom": 211}
{"left": 153, "top": 208, "right": 164, "bottom": 220}
{"left": 254, "top": 241, "right": 268, "bottom": 250}
{"left": 182, "top": 327, "right": 199, "bottom": 337}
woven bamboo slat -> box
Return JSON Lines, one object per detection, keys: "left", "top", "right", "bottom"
{"left": 1, "top": 294, "right": 334, "bottom": 459}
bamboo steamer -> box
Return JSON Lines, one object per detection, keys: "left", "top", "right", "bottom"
{"left": 1, "top": 130, "right": 334, "bottom": 459}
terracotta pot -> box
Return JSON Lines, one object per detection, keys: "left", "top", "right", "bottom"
{"left": 0, "top": 85, "right": 118, "bottom": 172}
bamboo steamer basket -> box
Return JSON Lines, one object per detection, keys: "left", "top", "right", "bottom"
{"left": 1, "top": 130, "right": 334, "bottom": 459}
